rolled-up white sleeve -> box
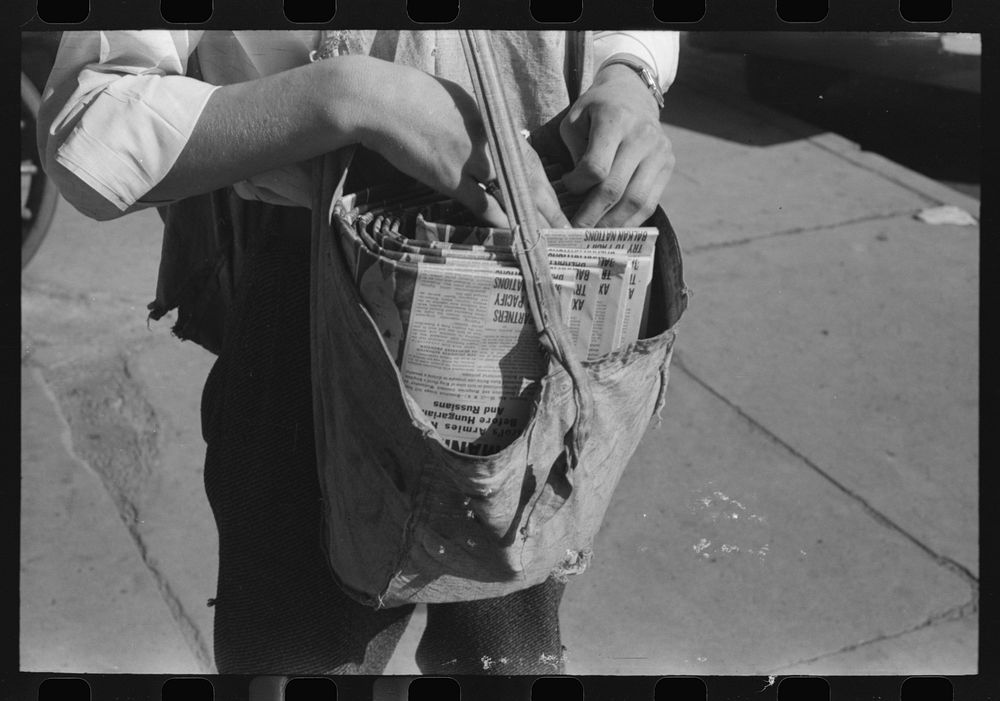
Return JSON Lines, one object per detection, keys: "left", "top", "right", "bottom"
{"left": 593, "top": 31, "right": 679, "bottom": 93}
{"left": 38, "top": 31, "right": 220, "bottom": 221}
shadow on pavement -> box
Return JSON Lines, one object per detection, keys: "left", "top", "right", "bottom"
{"left": 664, "top": 47, "right": 980, "bottom": 198}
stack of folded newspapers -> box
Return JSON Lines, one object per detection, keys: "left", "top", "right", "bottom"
{"left": 333, "top": 165, "right": 659, "bottom": 456}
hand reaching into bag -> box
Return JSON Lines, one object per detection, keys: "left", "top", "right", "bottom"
{"left": 560, "top": 63, "right": 675, "bottom": 229}
{"left": 359, "top": 62, "right": 570, "bottom": 230}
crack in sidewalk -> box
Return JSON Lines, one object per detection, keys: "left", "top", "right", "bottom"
{"left": 763, "top": 597, "right": 977, "bottom": 675}
{"left": 683, "top": 210, "right": 910, "bottom": 255}
{"left": 38, "top": 357, "right": 215, "bottom": 673}
{"left": 671, "top": 355, "right": 979, "bottom": 589}
{"left": 115, "top": 498, "right": 216, "bottom": 674}
{"left": 21, "top": 279, "right": 151, "bottom": 309}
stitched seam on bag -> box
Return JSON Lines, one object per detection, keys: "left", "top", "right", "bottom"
{"left": 653, "top": 346, "right": 675, "bottom": 426}
{"left": 378, "top": 444, "right": 436, "bottom": 607}
{"left": 581, "top": 330, "right": 676, "bottom": 383}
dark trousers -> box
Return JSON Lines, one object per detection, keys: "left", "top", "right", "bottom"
{"left": 200, "top": 233, "right": 566, "bottom": 674}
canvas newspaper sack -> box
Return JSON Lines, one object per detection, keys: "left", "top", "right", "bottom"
{"left": 310, "top": 31, "right": 688, "bottom": 607}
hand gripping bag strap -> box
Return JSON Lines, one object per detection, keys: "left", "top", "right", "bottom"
{"left": 459, "top": 30, "right": 594, "bottom": 467}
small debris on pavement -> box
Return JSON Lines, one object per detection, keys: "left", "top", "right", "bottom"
{"left": 915, "top": 205, "right": 977, "bottom": 226}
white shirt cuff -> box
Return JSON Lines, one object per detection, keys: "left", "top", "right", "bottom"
{"left": 51, "top": 72, "right": 219, "bottom": 214}
{"left": 593, "top": 31, "right": 679, "bottom": 92}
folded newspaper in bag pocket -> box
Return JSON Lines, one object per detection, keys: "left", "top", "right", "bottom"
{"left": 333, "top": 165, "right": 659, "bottom": 456}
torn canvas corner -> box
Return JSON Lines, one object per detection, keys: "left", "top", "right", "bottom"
{"left": 551, "top": 548, "right": 593, "bottom": 582}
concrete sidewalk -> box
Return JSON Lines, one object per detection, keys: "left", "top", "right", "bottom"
{"left": 20, "top": 47, "right": 977, "bottom": 677}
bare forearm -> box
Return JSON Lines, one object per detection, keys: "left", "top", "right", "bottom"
{"left": 143, "top": 53, "right": 528, "bottom": 226}
{"left": 145, "top": 54, "right": 382, "bottom": 202}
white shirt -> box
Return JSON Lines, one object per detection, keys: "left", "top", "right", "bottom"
{"left": 39, "top": 30, "right": 679, "bottom": 221}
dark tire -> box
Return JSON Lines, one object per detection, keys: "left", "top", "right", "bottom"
{"left": 21, "top": 71, "right": 59, "bottom": 270}
{"left": 745, "top": 54, "right": 847, "bottom": 109}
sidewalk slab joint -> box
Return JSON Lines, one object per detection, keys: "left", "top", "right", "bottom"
{"left": 671, "top": 354, "right": 979, "bottom": 590}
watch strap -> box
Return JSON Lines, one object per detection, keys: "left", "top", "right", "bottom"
{"left": 600, "top": 53, "right": 665, "bottom": 110}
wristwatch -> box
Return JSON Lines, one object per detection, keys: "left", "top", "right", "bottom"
{"left": 599, "top": 54, "right": 665, "bottom": 110}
